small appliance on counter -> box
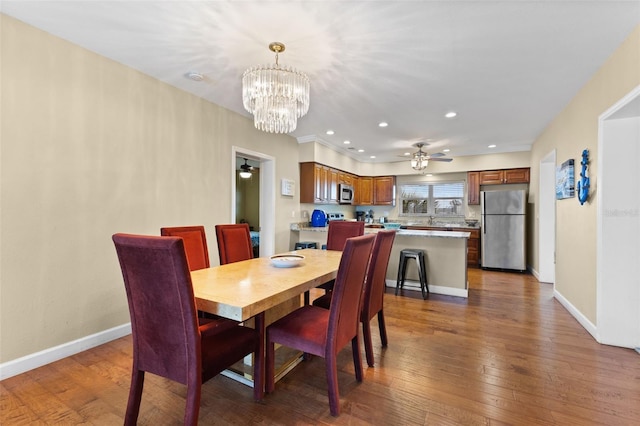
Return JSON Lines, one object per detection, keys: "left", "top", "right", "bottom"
{"left": 327, "top": 213, "right": 345, "bottom": 221}
{"left": 310, "top": 209, "right": 327, "bottom": 227}
{"left": 356, "top": 211, "right": 365, "bottom": 222}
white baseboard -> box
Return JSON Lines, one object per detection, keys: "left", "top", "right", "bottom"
{"left": 0, "top": 323, "right": 131, "bottom": 381}
{"left": 385, "top": 279, "right": 468, "bottom": 298}
{"left": 553, "top": 289, "right": 598, "bottom": 340}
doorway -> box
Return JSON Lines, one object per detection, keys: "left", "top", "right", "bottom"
{"left": 231, "top": 146, "right": 276, "bottom": 257}
{"left": 597, "top": 85, "right": 640, "bottom": 349}
{"left": 538, "top": 149, "right": 556, "bottom": 284}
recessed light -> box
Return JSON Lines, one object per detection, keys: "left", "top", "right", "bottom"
{"left": 403, "top": 152, "right": 411, "bottom": 156}
{"left": 488, "top": 144, "right": 496, "bottom": 148}
{"left": 186, "top": 71, "right": 204, "bottom": 81}
{"left": 443, "top": 149, "right": 450, "bottom": 153}
{"left": 445, "top": 112, "right": 457, "bottom": 118}
{"left": 343, "top": 140, "right": 351, "bottom": 145}
{"left": 358, "top": 149, "right": 365, "bottom": 153}
{"left": 370, "top": 155, "right": 376, "bottom": 159}
{"left": 426, "top": 174, "right": 433, "bottom": 177}
{"left": 378, "top": 122, "right": 388, "bottom": 127}
{"left": 326, "top": 130, "right": 335, "bottom": 135}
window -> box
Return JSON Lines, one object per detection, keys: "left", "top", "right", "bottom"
{"left": 399, "top": 181, "right": 464, "bottom": 217}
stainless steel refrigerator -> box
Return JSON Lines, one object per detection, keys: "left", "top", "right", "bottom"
{"left": 481, "top": 190, "right": 526, "bottom": 271}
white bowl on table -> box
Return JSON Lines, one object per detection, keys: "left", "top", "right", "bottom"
{"left": 270, "top": 254, "right": 305, "bottom": 268}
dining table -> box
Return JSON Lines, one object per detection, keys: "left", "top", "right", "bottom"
{"left": 190, "top": 248, "right": 343, "bottom": 400}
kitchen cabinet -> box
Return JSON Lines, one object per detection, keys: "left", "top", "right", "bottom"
{"left": 479, "top": 168, "right": 530, "bottom": 185}
{"left": 300, "top": 162, "right": 395, "bottom": 205}
{"left": 300, "top": 162, "right": 330, "bottom": 204}
{"left": 467, "top": 168, "right": 530, "bottom": 205}
{"left": 328, "top": 168, "right": 339, "bottom": 203}
{"left": 357, "top": 177, "right": 373, "bottom": 205}
{"left": 467, "top": 172, "right": 480, "bottom": 205}
{"left": 373, "top": 176, "right": 396, "bottom": 205}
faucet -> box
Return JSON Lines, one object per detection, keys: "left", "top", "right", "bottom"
{"left": 428, "top": 215, "right": 434, "bottom": 225}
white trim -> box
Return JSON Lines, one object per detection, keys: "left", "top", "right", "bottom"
{"left": 597, "top": 84, "right": 640, "bottom": 349}
{"left": 0, "top": 323, "right": 131, "bottom": 380}
{"left": 554, "top": 289, "right": 597, "bottom": 341}
{"left": 231, "top": 146, "right": 276, "bottom": 257}
{"left": 385, "top": 279, "right": 468, "bottom": 298}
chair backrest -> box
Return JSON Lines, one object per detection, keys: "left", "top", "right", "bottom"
{"left": 362, "top": 230, "right": 396, "bottom": 321}
{"left": 112, "top": 233, "right": 200, "bottom": 386}
{"left": 215, "top": 223, "right": 253, "bottom": 265}
{"left": 160, "top": 226, "right": 210, "bottom": 271}
{"left": 326, "top": 234, "right": 375, "bottom": 355}
{"left": 326, "top": 221, "right": 365, "bottom": 251}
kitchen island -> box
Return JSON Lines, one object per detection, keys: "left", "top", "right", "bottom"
{"left": 291, "top": 224, "right": 470, "bottom": 298}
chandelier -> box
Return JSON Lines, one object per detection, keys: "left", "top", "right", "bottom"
{"left": 242, "top": 42, "right": 310, "bottom": 134}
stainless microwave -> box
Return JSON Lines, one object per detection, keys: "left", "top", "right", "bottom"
{"left": 339, "top": 183, "right": 354, "bottom": 204}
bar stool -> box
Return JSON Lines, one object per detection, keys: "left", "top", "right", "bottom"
{"left": 396, "top": 248, "right": 429, "bottom": 299}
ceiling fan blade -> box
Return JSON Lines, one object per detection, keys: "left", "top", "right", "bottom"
{"left": 429, "top": 152, "right": 446, "bottom": 158}
{"left": 429, "top": 157, "right": 453, "bottom": 162}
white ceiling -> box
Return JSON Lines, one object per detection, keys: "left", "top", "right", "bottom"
{"left": 2, "top": 1, "right": 639, "bottom": 164}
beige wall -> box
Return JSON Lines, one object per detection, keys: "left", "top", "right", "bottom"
{"left": 529, "top": 24, "right": 640, "bottom": 323}
{"left": 0, "top": 15, "right": 300, "bottom": 362}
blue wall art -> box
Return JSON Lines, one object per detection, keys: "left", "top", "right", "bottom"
{"left": 556, "top": 159, "right": 575, "bottom": 200}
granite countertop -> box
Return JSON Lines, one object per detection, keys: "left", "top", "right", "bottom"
{"left": 290, "top": 223, "right": 470, "bottom": 239}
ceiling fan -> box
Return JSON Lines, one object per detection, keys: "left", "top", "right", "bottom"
{"left": 239, "top": 158, "right": 254, "bottom": 179}
{"left": 408, "top": 142, "right": 452, "bottom": 172}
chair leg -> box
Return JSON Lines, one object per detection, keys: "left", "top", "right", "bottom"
{"left": 265, "top": 339, "right": 276, "bottom": 393}
{"left": 351, "top": 336, "right": 364, "bottom": 382}
{"left": 377, "top": 310, "right": 388, "bottom": 347}
{"left": 361, "top": 320, "right": 375, "bottom": 367}
{"left": 304, "top": 290, "right": 310, "bottom": 305}
{"left": 415, "top": 257, "right": 426, "bottom": 299}
{"left": 184, "top": 380, "right": 202, "bottom": 426}
{"left": 124, "top": 369, "right": 145, "bottom": 426}
{"left": 325, "top": 355, "right": 341, "bottom": 416}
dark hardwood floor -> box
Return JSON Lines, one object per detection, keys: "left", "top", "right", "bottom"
{"left": 2, "top": 269, "right": 639, "bottom": 425}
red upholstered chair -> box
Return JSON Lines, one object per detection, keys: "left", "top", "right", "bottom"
{"left": 160, "top": 226, "right": 210, "bottom": 271}
{"left": 215, "top": 223, "right": 253, "bottom": 265}
{"left": 326, "top": 221, "right": 365, "bottom": 251}
{"left": 313, "top": 230, "right": 396, "bottom": 367}
{"left": 305, "top": 221, "right": 365, "bottom": 304}
{"left": 112, "top": 234, "right": 260, "bottom": 426}
{"left": 266, "top": 234, "right": 375, "bottom": 416}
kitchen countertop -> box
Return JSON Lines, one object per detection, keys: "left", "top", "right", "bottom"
{"left": 291, "top": 223, "right": 470, "bottom": 239}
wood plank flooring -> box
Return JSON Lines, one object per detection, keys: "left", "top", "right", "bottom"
{"left": 2, "top": 269, "right": 639, "bottom": 425}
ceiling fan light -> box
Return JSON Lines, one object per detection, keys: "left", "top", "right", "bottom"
{"left": 239, "top": 171, "right": 252, "bottom": 179}
{"left": 411, "top": 156, "right": 428, "bottom": 171}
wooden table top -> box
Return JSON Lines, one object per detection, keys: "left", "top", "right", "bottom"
{"left": 191, "top": 249, "right": 342, "bottom": 321}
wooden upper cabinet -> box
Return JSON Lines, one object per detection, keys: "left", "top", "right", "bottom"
{"left": 357, "top": 177, "right": 373, "bottom": 205}
{"left": 503, "top": 168, "right": 530, "bottom": 183}
{"left": 300, "top": 162, "right": 330, "bottom": 203}
{"left": 479, "top": 168, "right": 530, "bottom": 185}
{"left": 479, "top": 170, "right": 505, "bottom": 185}
{"left": 373, "top": 176, "right": 396, "bottom": 205}
{"left": 338, "top": 172, "right": 355, "bottom": 186}
{"left": 328, "top": 168, "right": 339, "bottom": 203}
{"left": 467, "top": 171, "right": 480, "bottom": 205}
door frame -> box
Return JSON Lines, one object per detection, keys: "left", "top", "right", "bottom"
{"left": 231, "top": 146, "right": 276, "bottom": 257}
{"left": 596, "top": 84, "right": 640, "bottom": 349}
{"left": 538, "top": 149, "right": 556, "bottom": 284}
